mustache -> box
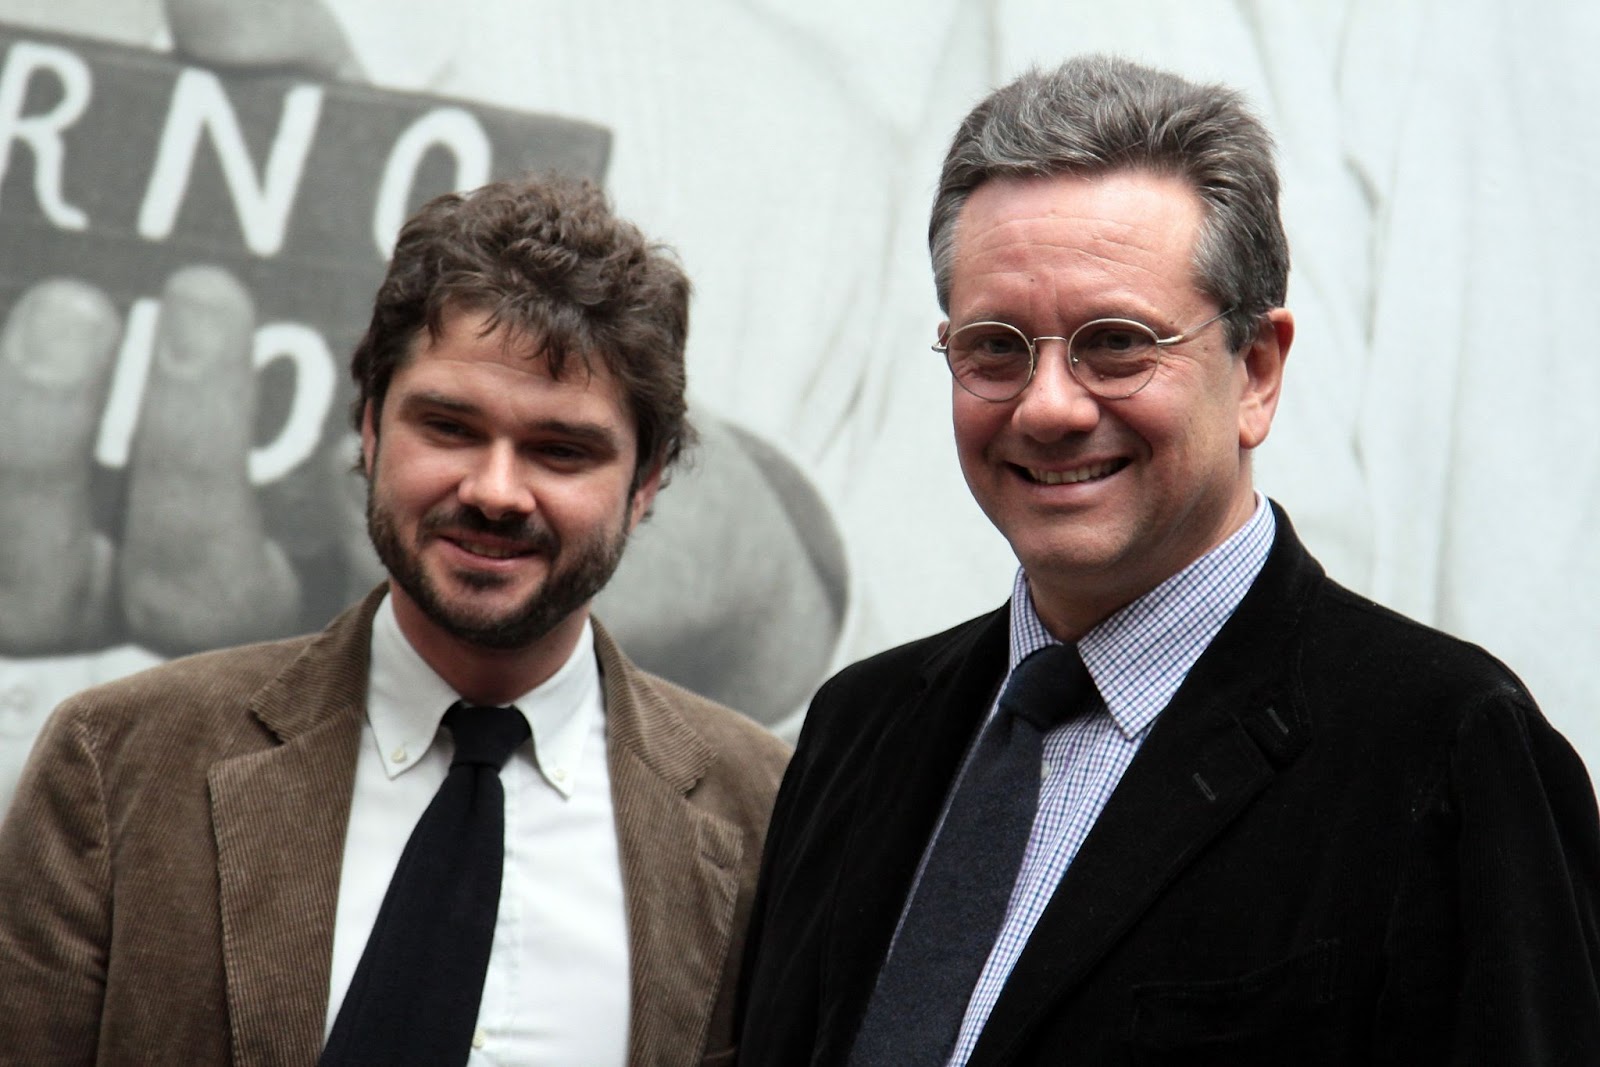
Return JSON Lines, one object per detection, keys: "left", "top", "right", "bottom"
{"left": 420, "top": 507, "right": 560, "bottom": 553}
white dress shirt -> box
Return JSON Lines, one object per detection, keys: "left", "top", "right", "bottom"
{"left": 325, "top": 594, "right": 630, "bottom": 1065}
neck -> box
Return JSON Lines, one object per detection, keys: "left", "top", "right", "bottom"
{"left": 1027, "top": 588, "right": 1117, "bottom": 644}
{"left": 1029, "top": 489, "right": 1261, "bottom": 642}
{"left": 388, "top": 585, "right": 588, "bottom": 705}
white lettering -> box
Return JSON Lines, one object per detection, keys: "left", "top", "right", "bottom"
{"left": 248, "top": 322, "right": 335, "bottom": 484}
{"left": 95, "top": 297, "right": 161, "bottom": 468}
{"left": 138, "top": 70, "right": 322, "bottom": 256}
{"left": 0, "top": 41, "right": 92, "bottom": 230}
{"left": 373, "top": 107, "right": 491, "bottom": 257}
{"left": 97, "top": 304, "right": 334, "bottom": 485}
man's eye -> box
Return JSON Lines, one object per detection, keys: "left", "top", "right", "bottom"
{"left": 538, "top": 443, "right": 592, "bottom": 463}
{"left": 1076, "top": 327, "right": 1151, "bottom": 356}
{"left": 970, "top": 331, "right": 1026, "bottom": 358}
{"left": 423, "top": 418, "right": 470, "bottom": 437}
{"left": 952, "top": 326, "right": 1028, "bottom": 361}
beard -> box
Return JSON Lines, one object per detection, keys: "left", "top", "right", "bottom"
{"left": 366, "top": 481, "right": 631, "bottom": 652}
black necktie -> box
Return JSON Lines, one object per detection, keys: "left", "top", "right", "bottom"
{"left": 321, "top": 702, "right": 531, "bottom": 1067}
{"left": 848, "top": 643, "right": 1094, "bottom": 1066}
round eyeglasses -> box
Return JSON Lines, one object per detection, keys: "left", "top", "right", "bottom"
{"left": 933, "top": 308, "right": 1233, "bottom": 402}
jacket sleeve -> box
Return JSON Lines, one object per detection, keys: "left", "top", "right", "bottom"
{"left": 1378, "top": 691, "right": 1600, "bottom": 1065}
{"left": 733, "top": 682, "right": 828, "bottom": 1061}
{"left": 0, "top": 703, "right": 111, "bottom": 1066}
{"left": 1451, "top": 695, "right": 1600, "bottom": 1063}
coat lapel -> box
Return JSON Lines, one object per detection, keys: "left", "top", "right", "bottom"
{"left": 209, "top": 592, "right": 379, "bottom": 1066}
{"left": 596, "top": 624, "right": 744, "bottom": 1066}
{"left": 813, "top": 609, "right": 1011, "bottom": 1063}
{"left": 971, "top": 508, "right": 1324, "bottom": 1066}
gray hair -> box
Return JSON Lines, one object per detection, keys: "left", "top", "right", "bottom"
{"left": 929, "top": 55, "right": 1289, "bottom": 352}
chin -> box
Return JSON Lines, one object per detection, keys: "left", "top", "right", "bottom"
{"left": 1010, "top": 526, "right": 1128, "bottom": 574}
{"left": 440, "top": 588, "right": 541, "bottom": 628}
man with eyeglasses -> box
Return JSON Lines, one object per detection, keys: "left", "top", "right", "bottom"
{"left": 736, "top": 55, "right": 1600, "bottom": 1065}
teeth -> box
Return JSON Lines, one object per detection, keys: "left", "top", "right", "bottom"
{"left": 1028, "top": 460, "right": 1120, "bottom": 485}
{"left": 457, "top": 540, "right": 526, "bottom": 559}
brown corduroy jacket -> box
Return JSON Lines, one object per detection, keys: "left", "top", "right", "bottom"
{"left": 0, "top": 588, "right": 791, "bottom": 1066}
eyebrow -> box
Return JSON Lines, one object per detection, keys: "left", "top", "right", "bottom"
{"left": 958, "top": 305, "right": 1167, "bottom": 332}
{"left": 397, "top": 391, "right": 624, "bottom": 452}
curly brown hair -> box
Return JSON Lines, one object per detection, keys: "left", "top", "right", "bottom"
{"left": 350, "top": 174, "right": 694, "bottom": 487}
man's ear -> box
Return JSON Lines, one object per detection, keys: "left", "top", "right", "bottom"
{"left": 359, "top": 401, "right": 377, "bottom": 476}
{"left": 628, "top": 461, "right": 665, "bottom": 530}
{"left": 1238, "top": 308, "right": 1294, "bottom": 450}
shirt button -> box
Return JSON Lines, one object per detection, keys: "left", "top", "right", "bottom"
{"left": 472, "top": 1027, "right": 486, "bottom": 1049}
{"left": 552, "top": 768, "right": 568, "bottom": 784}
{"left": 391, "top": 746, "right": 408, "bottom": 764}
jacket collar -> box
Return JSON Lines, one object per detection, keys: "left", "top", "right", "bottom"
{"left": 211, "top": 588, "right": 383, "bottom": 1064}
{"left": 588, "top": 620, "right": 747, "bottom": 1063}
{"left": 816, "top": 606, "right": 1011, "bottom": 1062}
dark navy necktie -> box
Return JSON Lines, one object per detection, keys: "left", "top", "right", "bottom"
{"left": 848, "top": 643, "right": 1095, "bottom": 1066}
{"left": 321, "top": 702, "right": 530, "bottom": 1067}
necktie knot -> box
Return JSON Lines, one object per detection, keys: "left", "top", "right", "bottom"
{"left": 999, "top": 643, "right": 1095, "bottom": 731}
{"left": 443, "top": 702, "right": 530, "bottom": 770}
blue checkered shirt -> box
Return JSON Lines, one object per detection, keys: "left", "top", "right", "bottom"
{"left": 938, "top": 497, "right": 1276, "bottom": 1065}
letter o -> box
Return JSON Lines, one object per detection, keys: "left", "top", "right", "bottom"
{"left": 372, "top": 107, "right": 492, "bottom": 257}
{"left": 249, "top": 322, "right": 335, "bottom": 484}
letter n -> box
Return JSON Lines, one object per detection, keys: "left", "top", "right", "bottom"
{"left": 138, "top": 69, "right": 322, "bottom": 257}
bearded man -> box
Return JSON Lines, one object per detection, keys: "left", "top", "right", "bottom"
{"left": 0, "top": 175, "right": 790, "bottom": 1067}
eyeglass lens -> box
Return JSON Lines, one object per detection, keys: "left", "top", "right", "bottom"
{"left": 944, "top": 320, "right": 1163, "bottom": 401}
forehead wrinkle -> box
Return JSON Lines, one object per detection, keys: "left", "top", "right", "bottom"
{"left": 957, "top": 169, "right": 1202, "bottom": 266}
{"left": 960, "top": 208, "right": 1186, "bottom": 273}
{"left": 959, "top": 249, "right": 1185, "bottom": 328}
{"left": 957, "top": 222, "right": 1203, "bottom": 332}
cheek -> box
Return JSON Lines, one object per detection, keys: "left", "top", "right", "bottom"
{"left": 375, "top": 444, "right": 462, "bottom": 508}
{"left": 1154, "top": 400, "right": 1240, "bottom": 487}
{"left": 541, "top": 478, "right": 634, "bottom": 537}
{"left": 1135, "top": 372, "right": 1229, "bottom": 446}
{"left": 952, "top": 398, "right": 1006, "bottom": 458}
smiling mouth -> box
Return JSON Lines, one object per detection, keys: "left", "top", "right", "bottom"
{"left": 1022, "top": 458, "right": 1128, "bottom": 485}
{"left": 446, "top": 536, "right": 537, "bottom": 560}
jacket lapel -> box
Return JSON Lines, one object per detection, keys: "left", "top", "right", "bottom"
{"left": 596, "top": 624, "right": 744, "bottom": 1066}
{"left": 970, "top": 507, "right": 1324, "bottom": 1066}
{"left": 209, "top": 591, "right": 380, "bottom": 1066}
{"left": 813, "top": 609, "right": 1011, "bottom": 1063}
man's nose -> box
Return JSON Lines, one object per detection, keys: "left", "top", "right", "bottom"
{"left": 1011, "top": 340, "right": 1102, "bottom": 440}
{"left": 457, "top": 442, "right": 535, "bottom": 519}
